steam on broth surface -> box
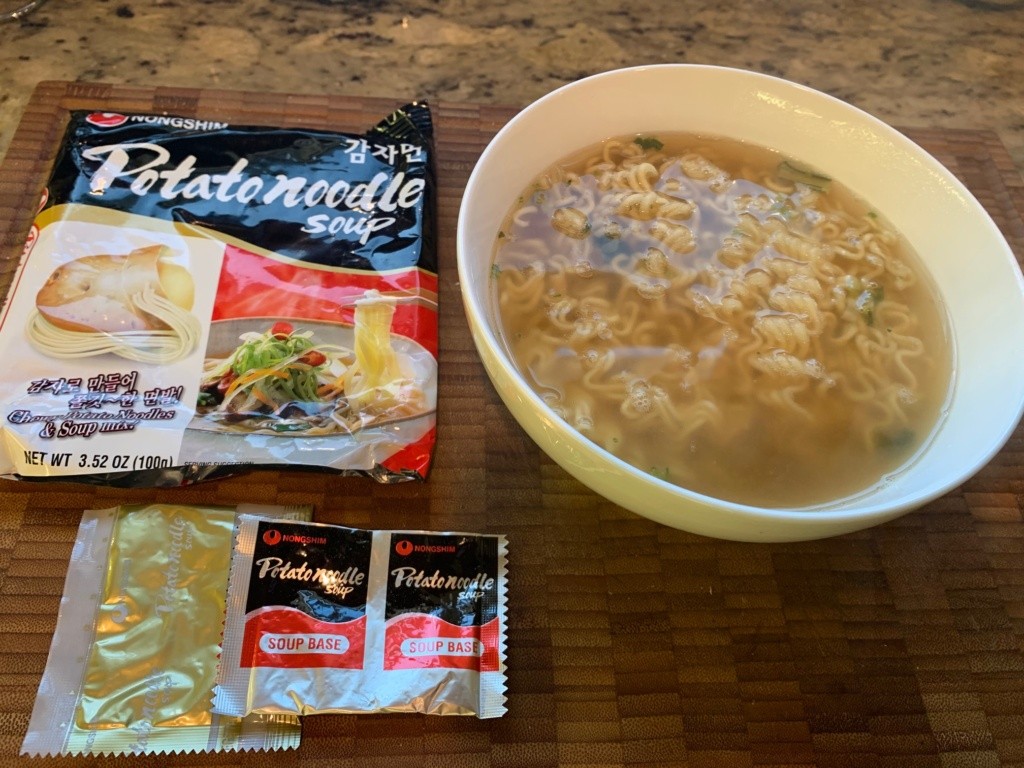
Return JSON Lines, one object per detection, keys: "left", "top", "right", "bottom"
{"left": 490, "top": 133, "right": 953, "bottom": 508}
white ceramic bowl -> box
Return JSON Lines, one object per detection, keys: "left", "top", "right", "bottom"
{"left": 456, "top": 64, "right": 1024, "bottom": 542}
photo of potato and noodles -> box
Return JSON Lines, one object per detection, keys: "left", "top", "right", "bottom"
{"left": 492, "top": 133, "right": 953, "bottom": 508}
{"left": 194, "top": 291, "right": 434, "bottom": 436}
{"left": 28, "top": 244, "right": 200, "bottom": 364}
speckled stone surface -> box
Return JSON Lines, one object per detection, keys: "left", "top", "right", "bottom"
{"left": 1, "top": 0, "right": 1023, "bottom": 174}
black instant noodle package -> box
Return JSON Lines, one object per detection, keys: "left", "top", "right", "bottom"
{"left": 214, "top": 515, "right": 508, "bottom": 719}
{"left": 0, "top": 105, "right": 437, "bottom": 486}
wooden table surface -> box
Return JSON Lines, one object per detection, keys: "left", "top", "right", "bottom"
{"left": 1, "top": 82, "right": 1024, "bottom": 768}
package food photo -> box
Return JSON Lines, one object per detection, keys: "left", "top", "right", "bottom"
{"left": 0, "top": 104, "right": 438, "bottom": 486}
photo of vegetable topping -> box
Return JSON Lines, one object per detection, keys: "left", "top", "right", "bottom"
{"left": 194, "top": 291, "right": 434, "bottom": 436}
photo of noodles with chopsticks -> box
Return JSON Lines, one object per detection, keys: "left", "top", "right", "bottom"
{"left": 27, "top": 244, "right": 201, "bottom": 364}
{"left": 193, "top": 290, "right": 436, "bottom": 436}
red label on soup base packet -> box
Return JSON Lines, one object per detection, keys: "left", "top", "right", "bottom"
{"left": 240, "top": 608, "right": 367, "bottom": 670}
{"left": 384, "top": 614, "right": 502, "bottom": 671}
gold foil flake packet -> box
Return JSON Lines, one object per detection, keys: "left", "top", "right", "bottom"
{"left": 21, "top": 503, "right": 310, "bottom": 757}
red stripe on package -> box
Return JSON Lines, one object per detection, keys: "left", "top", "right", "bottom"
{"left": 215, "top": 516, "right": 508, "bottom": 718}
{"left": 384, "top": 614, "right": 502, "bottom": 671}
{"left": 241, "top": 609, "right": 367, "bottom": 670}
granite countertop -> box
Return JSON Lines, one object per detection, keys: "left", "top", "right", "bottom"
{"left": 1, "top": 0, "right": 1023, "bottom": 178}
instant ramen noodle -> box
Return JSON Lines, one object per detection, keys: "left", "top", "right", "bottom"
{"left": 0, "top": 105, "right": 437, "bottom": 486}
{"left": 491, "top": 132, "right": 953, "bottom": 508}
{"left": 21, "top": 503, "right": 310, "bottom": 757}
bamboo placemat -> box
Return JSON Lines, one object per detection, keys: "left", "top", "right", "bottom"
{"left": 1, "top": 81, "right": 1023, "bottom": 768}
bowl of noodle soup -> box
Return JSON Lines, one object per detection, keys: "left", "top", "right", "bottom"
{"left": 456, "top": 64, "right": 1024, "bottom": 542}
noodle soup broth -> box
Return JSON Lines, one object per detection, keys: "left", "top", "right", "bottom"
{"left": 490, "top": 133, "right": 953, "bottom": 509}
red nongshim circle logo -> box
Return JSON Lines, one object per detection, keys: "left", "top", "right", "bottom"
{"left": 395, "top": 539, "right": 414, "bottom": 557}
{"left": 85, "top": 112, "right": 129, "bottom": 128}
{"left": 262, "top": 529, "right": 282, "bottom": 546}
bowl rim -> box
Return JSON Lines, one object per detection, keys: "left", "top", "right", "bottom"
{"left": 456, "top": 63, "right": 1024, "bottom": 526}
